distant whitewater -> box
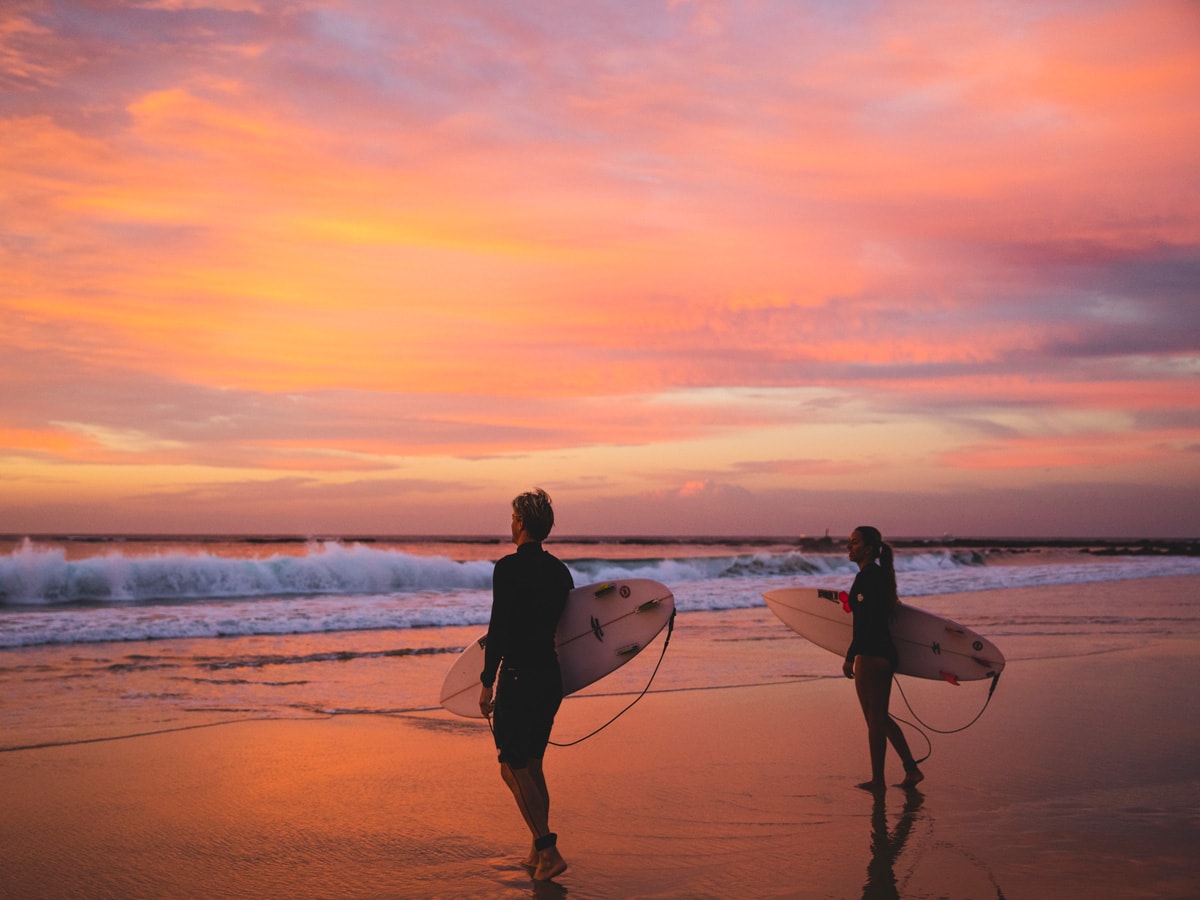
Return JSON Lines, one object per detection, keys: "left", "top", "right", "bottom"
{"left": 0, "top": 539, "right": 497, "bottom": 604}
{"left": 1, "top": 536, "right": 1197, "bottom": 648}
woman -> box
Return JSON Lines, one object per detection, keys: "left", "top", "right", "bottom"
{"left": 842, "top": 526, "right": 924, "bottom": 792}
{"left": 479, "top": 488, "right": 574, "bottom": 881}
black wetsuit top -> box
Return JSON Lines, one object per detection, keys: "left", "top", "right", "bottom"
{"left": 844, "top": 562, "right": 899, "bottom": 671}
{"left": 480, "top": 542, "right": 573, "bottom": 688}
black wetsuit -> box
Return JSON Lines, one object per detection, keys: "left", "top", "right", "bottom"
{"left": 844, "top": 562, "right": 899, "bottom": 671}
{"left": 480, "top": 541, "right": 573, "bottom": 768}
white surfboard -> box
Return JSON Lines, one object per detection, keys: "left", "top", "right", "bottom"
{"left": 440, "top": 578, "right": 676, "bottom": 718}
{"left": 762, "top": 587, "right": 1004, "bottom": 683}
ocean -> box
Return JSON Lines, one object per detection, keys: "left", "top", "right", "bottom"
{"left": 2, "top": 535, "right": 1198, "bottom": 753}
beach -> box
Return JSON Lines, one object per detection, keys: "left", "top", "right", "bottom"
{"left": 2, "top": 575, "right": 1198, "bottom": 898}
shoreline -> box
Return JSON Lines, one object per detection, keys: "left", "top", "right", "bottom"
{"left": 2, "top": 577, "right": 1198, "bottom": 898}
{"left": 2, "top": 643, "right": 1197, "bottom": 898}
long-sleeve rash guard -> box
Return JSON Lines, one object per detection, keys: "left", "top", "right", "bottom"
{"left": 480, "top": 542, "right": 573, "bottom": 689}
{"left": 844, "top": 562, "right": 899, "bottom": 671}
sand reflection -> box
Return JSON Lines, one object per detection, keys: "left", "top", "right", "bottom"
{"left": 862, "top": 789, "right": 924, "bottom": 899}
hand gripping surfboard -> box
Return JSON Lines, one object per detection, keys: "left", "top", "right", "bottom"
{"left": 763, "top": 587, "right": 1004, "bottom": 683}
{"left": 440, "top": 578, "right": 676, "bottom": 717}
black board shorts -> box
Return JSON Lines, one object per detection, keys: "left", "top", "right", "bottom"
{"left": 493, "top": 664, "right": 563, "bottom": 769}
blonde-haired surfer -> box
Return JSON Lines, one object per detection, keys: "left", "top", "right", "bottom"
{"left": 479, "top": 488, "right": 573, "bottom": 881}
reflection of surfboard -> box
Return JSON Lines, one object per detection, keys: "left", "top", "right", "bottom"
{"left": 762, "top": 588, "right": 1004, "bottom": 683}
{"left": 440, "top": 578, "right": 676, "bottom": 718}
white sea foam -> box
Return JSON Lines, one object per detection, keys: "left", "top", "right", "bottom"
{"left": 0, "top": 539, "right": 495, "bottom": 604}
{"left": 0, "top": 540, "right": 878, "bottom": 605}
{"left": 1, "top": 538, "right": 1197, "bottom": 647}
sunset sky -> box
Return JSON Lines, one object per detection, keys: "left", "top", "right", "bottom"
{"left": 2, "top": 0, "right": 1198, "bottom": 538}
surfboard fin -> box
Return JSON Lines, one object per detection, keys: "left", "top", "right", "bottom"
{"left": 616, "top": 643, "right": 641, "bottom": 656}
{"left": 939, "top": 671, "right": 960, "bottom": 686}
{"left": 594, "top": 582, "right": 617, "bottom": 597}
{"left": 636, "top": 598, "right": 662, "bottom": 613}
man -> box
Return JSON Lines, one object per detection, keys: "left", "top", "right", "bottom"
{"left": 479, "top": 488, "right": 573, "bottom": 881}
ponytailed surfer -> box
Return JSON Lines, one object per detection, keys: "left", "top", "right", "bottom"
{"left": 479, "top": 489, "right": 574, "bottom": 881}
{"left": 843, "top": 526, "right": 924, "bottom": 792}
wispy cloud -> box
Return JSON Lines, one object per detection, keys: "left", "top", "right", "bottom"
{"left": 2, "top": 0, "right": 1197, "bottom": 535}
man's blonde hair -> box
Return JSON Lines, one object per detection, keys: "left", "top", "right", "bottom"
{"left": 512, "top": 488, "right": 555, "bottom": 541}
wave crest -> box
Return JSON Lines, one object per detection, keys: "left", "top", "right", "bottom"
{"left": 0, "top": 539, "right": 494, "bottom": 605}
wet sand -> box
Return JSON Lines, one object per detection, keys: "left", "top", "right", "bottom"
{"left": 2, "top": 578, "right": 1198, "bottom": 898}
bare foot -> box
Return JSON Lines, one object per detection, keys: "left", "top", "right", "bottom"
{"left": 899, "top": 767, "right": 925, "bottom": 789}
{"left": 856, "top": 780, "right": 886, "bottom": 793}
{"left": 520, "top": 845, "right": 536, "bottom": 870}
{"left": 533, "top": 847, "right": 568, "bottom": 881}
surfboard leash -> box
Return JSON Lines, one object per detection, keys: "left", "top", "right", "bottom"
{"left": 888, "top": 711, "right": 932, "bottom": 766}
{"left": 549, "top": 606, "right": 677, "bottom": 748}
{"left": 890, "top": 670, "right": 1002, "bottom": 765}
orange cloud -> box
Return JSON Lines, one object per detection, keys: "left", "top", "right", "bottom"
{"left": 2, "top": 0, "right": 1197, "bottom": 535}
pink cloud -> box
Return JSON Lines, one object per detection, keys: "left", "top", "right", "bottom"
{"left": 1, "top": 0, "right": 1197, "bottom": 535}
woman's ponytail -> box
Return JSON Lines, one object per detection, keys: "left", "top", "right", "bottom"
{"left": 878, "top": 540, "right": 898, "bottom": 615}
{"left": 856, "top": 525, "right": 898, "bottom": 615}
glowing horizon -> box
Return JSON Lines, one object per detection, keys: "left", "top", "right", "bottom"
{"left": 2, "top": 1, "right": 1198, "bottom": 538}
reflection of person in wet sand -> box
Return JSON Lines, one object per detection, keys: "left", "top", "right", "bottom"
{"left": 862, "top": 789, "right": 924, "bottom": 899}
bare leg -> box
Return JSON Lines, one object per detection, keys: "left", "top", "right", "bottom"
{"left": 853, "top": 656, "right": 924, "bottom": 790}
{"left": 518, "top": 759, "right": 551, "bottom": 868}
{"left": 886, "top": 718, "right": 924, "bottom": 787}
{"left": 853, "top": 655, "right": 894, "bottom": 791}
{"left": 526, "top": 759, "right": 567, "bottom": 881}
{"left": 500, "top": 761, "right": 549, "bottom": 837}
{"left": 528, "top": 757, "right": 550, "bottom": 820}
{"left": 500, "top": 759, "right": 567, "bottom": 881}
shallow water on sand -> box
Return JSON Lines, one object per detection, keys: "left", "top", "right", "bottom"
{"left": 2, "top": 575, "right": 1198, "bottom": 898}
